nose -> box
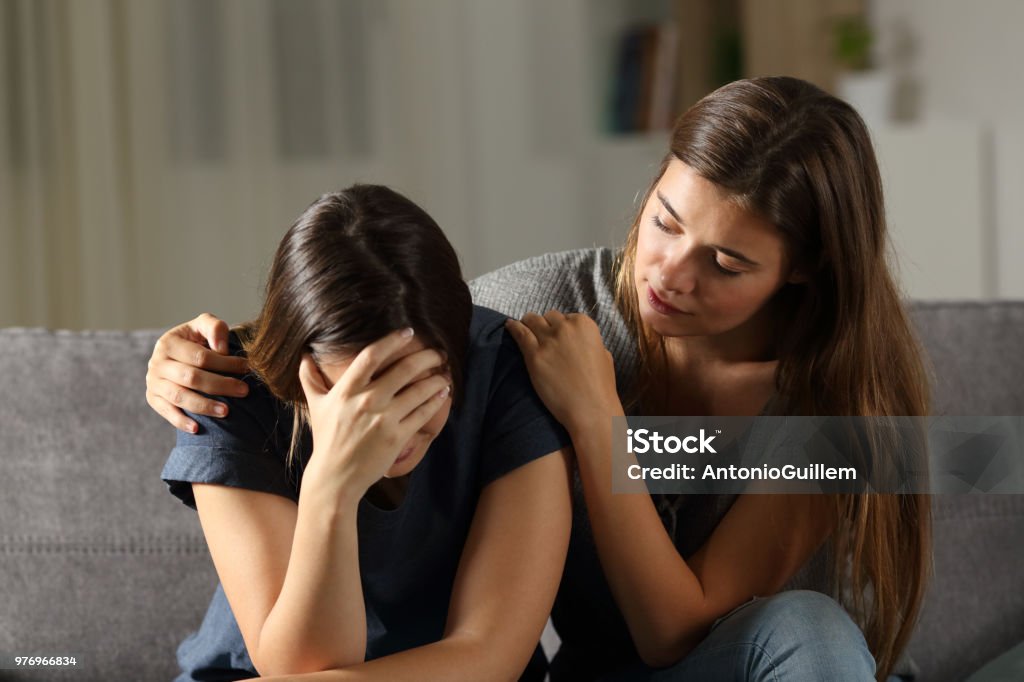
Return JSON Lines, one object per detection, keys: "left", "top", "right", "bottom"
{"left": 658, "top": 242, "right": 698, "bottom": 294}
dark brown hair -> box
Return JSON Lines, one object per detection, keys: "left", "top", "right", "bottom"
{"left": 615, "top": 77, "right": 931, "bottom": 680}
{"left": 239, "top": 184, "right": 472, "bottom": 464}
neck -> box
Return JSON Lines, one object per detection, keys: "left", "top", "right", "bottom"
{"left": 366, "top": 475, "right": 410, "bottom": 510}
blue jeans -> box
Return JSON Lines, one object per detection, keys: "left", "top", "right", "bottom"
{"left": 598, "top": 590, "right": 889, "bottom": 681}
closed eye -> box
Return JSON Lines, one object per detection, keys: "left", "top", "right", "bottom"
{"left": 652, "top": 216, "right": 743, "bottom": 277}
{"left": 711, "top": 257, "right": 742, "bottom": 277}
{"left": 651, "top": 215, "right": 673, "bottom": 234}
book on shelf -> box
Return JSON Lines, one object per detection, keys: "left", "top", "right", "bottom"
{"left": 607, "top": 22, "right": 680, "bottom": 135}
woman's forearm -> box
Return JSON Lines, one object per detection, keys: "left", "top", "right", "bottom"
{"left": 570, "top": 410, "right": 713, "bottom": 666}
{"left": 251, "top": 632, "right": 525, "bottom": 682}
{"left": 254, "top": 479, "right": 367, "bottom": 676}
{"left": 251, "top": 450, "right": 574, "bottom": 681}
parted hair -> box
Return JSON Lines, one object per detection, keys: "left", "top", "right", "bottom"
{"left": 238, "top": 184, "right": 472, "bottom": 465}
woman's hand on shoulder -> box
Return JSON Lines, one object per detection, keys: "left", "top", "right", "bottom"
{"left": 298, "top": 330, "right": 451, "bottom": 498}
{"left": 505, "top": 310, "right": 620, "bottom": 434}
{"left": 145, "top": 313, "right": 251, "bottom": 433}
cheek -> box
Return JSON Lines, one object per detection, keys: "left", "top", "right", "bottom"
{"left": 422, "top": 400, "right": 453, "bottom": 437}
{"left": 708, "top": 279, "right": 778, "bottom": 318}
{"left": 633, "top": 240, "right": 659, "bottom": 288}
{"left": 635, "top": 228, "right": 658, "bottom": 264}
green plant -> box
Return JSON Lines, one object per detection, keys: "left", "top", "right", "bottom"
{"left": 834, "top": 15, "right": 873, "bottom": 71}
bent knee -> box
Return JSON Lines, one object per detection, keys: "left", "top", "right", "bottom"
{"left": 713, "top": 591, "right": 875, "bottom": 679}
{"left": 741, "top": 591, "right": 864, "bottom": 646}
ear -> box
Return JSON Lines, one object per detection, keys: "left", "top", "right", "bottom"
{"left": 298, "top": 354, "right": 330, "bottom": 399}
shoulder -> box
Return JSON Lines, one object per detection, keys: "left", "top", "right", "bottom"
{"left": 457, "top": 304, "right": 558, "bottom": 418}
{"left": 468, "top": 247, "right": 620, "bottom": 319}
{"left": 462, "top": 305, "right": 526, "bottom": 387}
{"left": 449, "top": 306, "right": 572, "bottom": 486}
{"left": 467, "top": 304, "right": 512, "bottom": 343}
{"left": 469, "top": 248, "right": 639, "bottom": 390}
{"left": 174, "top": 331, "right": 292, "bottom": 459}
{"left": 162, "top": 331, "right": 298, "bottom": 508}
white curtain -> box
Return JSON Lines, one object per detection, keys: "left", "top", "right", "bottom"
{"left": 0, "top": 0, "right": 412, "bottom": 329}
{"left": 1, "top": 0, "right": 614, "bottom": 329}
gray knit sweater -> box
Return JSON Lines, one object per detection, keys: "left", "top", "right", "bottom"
{"left": 468, "top": 248, "right": 887, "bottom": 679}
{"left": 469, "top": 247, "right": 639, "bottom": 393}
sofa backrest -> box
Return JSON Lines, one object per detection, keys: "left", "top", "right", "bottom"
{"left": 0, "top": 300, "right": 1021, "bottom": 681}
{"left": 0, "top": 329, "right": 216, "bottom": 681}
{"left": 904, "top": 302, "right": 1024, "bottom": 681}
{"left": 909, "top": 301, "right": 1024, "bottom": 416}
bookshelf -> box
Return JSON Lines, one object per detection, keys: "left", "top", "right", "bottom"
{"left": 596, "top": 0, "right": 868, "bottom": 139}
{"left": 573, "top": 1, "right": 997, "bottom": 301}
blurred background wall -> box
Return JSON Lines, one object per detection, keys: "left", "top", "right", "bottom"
{"left": 1, "top": 0, "right": 1021, "bottom": 330}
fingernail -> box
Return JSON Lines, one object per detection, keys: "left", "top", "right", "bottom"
{"left": 401, "top": 328, "right": 415, "bottom": 338}
{"left": 213, "top": 404, "right": 227, "bottom": 416}
{"left": 188, "top": 422, "right": 198, "bottom": 434}
{"left": 439, "top": 386, "right": 450, "bottom": 399}
{"left": 235, "top": 384, "right": 249, "bottom": 396}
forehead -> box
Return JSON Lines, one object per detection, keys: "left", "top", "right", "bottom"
{"left": 317, "top": 337, "right": 431, "bottom": 383}
{"left": 650, "top": 160, "right": 786, "bottom": 260}
{"left": 655, "top": 159, "right": 729, "bottom": 205}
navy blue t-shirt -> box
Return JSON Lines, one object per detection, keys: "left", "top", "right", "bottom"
{"left": 161, "top": 305, "right": 570, "bottom": 680}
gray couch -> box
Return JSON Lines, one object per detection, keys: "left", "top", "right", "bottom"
{"left": 2, "top": 300, "right": 1023, "bottom": 681}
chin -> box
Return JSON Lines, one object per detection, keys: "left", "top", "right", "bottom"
{"left": 639, "top": 303, "right": 697, "bottom": 338}
{"left": 384, "top": 443, "right": 428, "bottom": 478}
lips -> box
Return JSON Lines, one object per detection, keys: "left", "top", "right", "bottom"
{"left": 395, "top": 445, "right": 415, "bottom": 463}
{"left": 646, "top": 286, "right": 691, "bottom": 315}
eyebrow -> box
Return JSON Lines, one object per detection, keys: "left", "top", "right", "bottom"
{"left": 657, "top": 191, "right": 682, "bottom": 223}
{"left": 657, "top": 191, "right": 761, "bottom": 267}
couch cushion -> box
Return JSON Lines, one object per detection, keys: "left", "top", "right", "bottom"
{"left": 906, "top": 302, "right": 1024, "bottom": 682}
{"left": 0, "top": 329, "right": 217, "bottom": 681}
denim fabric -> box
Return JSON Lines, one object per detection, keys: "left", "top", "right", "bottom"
{"left": 597, "top": 591, "right": 885, "bottom": 682}
{"left": 174, "top": 584, "right": 255, "bottom": 681}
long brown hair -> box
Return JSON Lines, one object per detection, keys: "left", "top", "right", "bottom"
{"left": 615, "top": 77, "right": 931, "bottom": 680}
{"left": 239, "top": 184, "right": 472, "bottom": 467}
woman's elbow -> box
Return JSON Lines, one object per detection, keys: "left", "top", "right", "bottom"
{"left": 250, "top": 650, "right": 311, "bottom": 678}
{"left": 250, "top": 637, "right": 366, "bottom": 677}
{"left": 252, "top": 655, "right": 352, "bottom": 678}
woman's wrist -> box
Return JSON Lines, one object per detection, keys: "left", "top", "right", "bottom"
{"left": 301, "top": 456, "right": 366, "bottom": 514}
{"left": 566, "top": 400, "right": 624, "bottom": 441}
